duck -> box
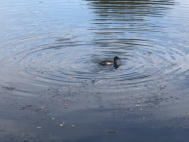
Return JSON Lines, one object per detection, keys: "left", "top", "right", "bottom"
{"left": 100, "top": 56, "right": 120, "bottom": 68}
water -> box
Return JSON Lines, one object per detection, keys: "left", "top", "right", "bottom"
{"left": 0, "top": 0, "right": 189, "bottom": 141}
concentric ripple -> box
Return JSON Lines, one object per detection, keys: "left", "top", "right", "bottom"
{"left": 0, "top": 0, "right": 189, "bottom": 92}
{"left": 1, "top": 35, "right": 188, "bottom": 91}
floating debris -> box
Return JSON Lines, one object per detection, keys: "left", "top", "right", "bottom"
{"left": 107, "top": 130, "right": 117, "bottom": 134}
{"left": 40, "top": 106, "right": 45, "bottom": 109}
{"left": 36, "top": 126, "right": 42, "bottom": 129}
{"left": 51, "top": 117, "right": 55, "bottom": 120}
{"left": 64, "top": 104, "right": 68, "bottom": 106}
{"left": 135, "top": 104, "right": 141, "bottom": 107}
{"left": 21, "top": 105, "right": 32, "bottom": 110}
{"left": 160, "top": 85, "right": 167, "bottom": 90}
{"left": 59, "top": 122, "right": 64, "bottom": 127}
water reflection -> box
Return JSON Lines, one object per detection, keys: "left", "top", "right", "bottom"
{"left": 87, "top": 0, "right": 174, "bottom": 33}
{"left": 87, "top": 0, "right": 175, "bottom": 58}
{"left": 85, "top": 0, "right": 183, "bottom": 90}
{"left": 87, "top": 0, "right": 174, "bottom": 15}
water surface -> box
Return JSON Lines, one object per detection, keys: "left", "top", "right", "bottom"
{"left": 0, "top": 0, "right": 189, "bottom": 141}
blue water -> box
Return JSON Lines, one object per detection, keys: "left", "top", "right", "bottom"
{"left": 0, "top": 0, "right": 189, "bottom": 141}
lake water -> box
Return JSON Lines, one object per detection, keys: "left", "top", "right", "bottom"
{"left": 0, "top": 0, "right": 189, "bottom": 141}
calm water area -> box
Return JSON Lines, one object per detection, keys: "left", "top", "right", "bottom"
{"left": 0, "top": 0, "right": 189, "bottom": 141}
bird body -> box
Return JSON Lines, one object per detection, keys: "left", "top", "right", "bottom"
{"left": 100, "top": 60, "right": 114, "bottom": 65}
{"left": 100, "top": 56, "right": 120, "bottom": 68}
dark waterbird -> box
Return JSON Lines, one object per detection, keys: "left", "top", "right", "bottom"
{"left": 100, "top": 56, "right": 120, "bottom": 69}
